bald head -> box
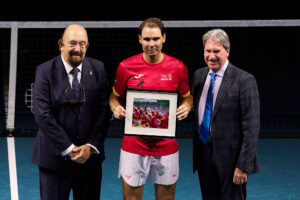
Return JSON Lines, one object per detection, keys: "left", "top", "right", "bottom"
{"left": 59, "top": 24, "right": 89, "bottom": 67}
{"left": 62, "top": 24, "right": 88, "bottom": 43}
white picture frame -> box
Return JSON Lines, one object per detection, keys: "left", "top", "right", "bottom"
{"left": 124, "top": 89, "right": 179, "bottom": 138}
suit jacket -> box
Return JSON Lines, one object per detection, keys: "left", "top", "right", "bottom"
{"left": 32, "top": 55, "right": 111, "bottom": 171}
{"left": 192, "top": 62, "right": 260, "bottom": 175}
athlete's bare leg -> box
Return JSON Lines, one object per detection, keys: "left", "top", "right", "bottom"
{"left": 154, "top": 183, "right": 176, "bottom": 200}
{"left": 122, "top": 177, "right": 144, "bottom": 200}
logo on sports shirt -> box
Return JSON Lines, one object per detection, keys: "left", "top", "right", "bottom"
{"left": 137, "top": 79, "right": 144, "bottom": 87}
{"left": 134, "top": 74, "right": 144, "bottom": 79}
{"left": 161, "top": 73, "right": 172, "bottom": 80}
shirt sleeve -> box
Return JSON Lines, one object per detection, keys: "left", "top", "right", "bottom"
{"left": 86, "top": 143, "right": 100, "bottom": 154}
{"left": 61, "top": 144, "right": 75, "bottom": 156}
{"left": 112, "top": 62, "right": 126, "bottom": 98}
{"left": 178, "top": 63, "right": 191, "bottom": 98}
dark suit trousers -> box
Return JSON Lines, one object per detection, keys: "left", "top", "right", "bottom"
{"left": 39, "top": 159, "right": 102, "bottom": 200}
{"left": 197, "top": 141, "right": 246, "bottom": 200}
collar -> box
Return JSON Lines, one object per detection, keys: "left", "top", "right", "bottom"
{"left": 209, "top": 59, "right": 229, "bottom": 77}
{"left": 61, "top": 54, "right": 82, "bottom": 74}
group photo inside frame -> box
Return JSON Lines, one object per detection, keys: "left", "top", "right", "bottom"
{"left": 124, "top": 89, "right": 179, "bottom": 138}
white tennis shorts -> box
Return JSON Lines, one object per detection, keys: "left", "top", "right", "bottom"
{"left": 118, "top": 149, "right": 179, "bottom": 187}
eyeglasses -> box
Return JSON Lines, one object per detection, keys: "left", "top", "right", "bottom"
{"left": 67, "top": 41, "right": 88, "bottom": 49}
{"left": 64, "top": 84, "right": 86, "bottom": 104}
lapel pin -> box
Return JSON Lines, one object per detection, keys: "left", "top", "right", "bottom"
{"left": 90, "top": 70, "right": 93, "bottom": 75}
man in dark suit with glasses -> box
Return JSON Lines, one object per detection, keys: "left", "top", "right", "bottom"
{"left": 32, "top": 24, "right": 110, "bottom": 200}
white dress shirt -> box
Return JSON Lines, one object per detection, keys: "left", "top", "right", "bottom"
{"left": 60, "top": 55, "right": 99, "bottom": 156}
{"left": 198, "top": 60, "right": 229, "bottom": 126}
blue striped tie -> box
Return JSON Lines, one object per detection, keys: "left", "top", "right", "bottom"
{"left": 72, "top": 68, "right": 81, "bottom": 101}
{"left": 199, "top": 73, "right": 216, "bottom": 144}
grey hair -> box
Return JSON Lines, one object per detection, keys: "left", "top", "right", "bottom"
{"left": 202, "top": 29, "right": 230, "bottom": 50}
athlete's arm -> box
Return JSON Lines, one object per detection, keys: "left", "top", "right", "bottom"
{"left": 109, "top": 92, "right": 127, "bottom": 119}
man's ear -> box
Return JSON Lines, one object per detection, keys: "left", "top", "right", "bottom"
{"left": 58, "top": 39, "right": 63, "bottom": 50}
{"left": 138, "top": 34, "right": 142, "bottom": 44}
{"left": 162, "top": 33, "right": 166, "bottom": 43}
{"left": 226, "top": 47, "right": 230, "bottom": 57}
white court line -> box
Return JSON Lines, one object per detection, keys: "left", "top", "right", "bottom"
{"left": 7, "top": 137, "right": 19, "bottom": 200}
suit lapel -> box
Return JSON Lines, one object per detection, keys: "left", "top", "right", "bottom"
{"left": 80, "top": 57, "right": 93, "bottom": 87}
{"left": 54, "top": 56, "right": 70, "bottom": 100}
{"left": 211, "top": 64, "right": 234, "bottom": 120}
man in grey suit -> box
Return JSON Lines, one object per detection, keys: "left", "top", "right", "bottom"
{"left": 192, "top": 29, "right": 260, "bottom": 200}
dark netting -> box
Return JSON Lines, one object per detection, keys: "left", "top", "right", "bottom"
{"left": 0, "top": 29, "right": 10, "bottom": 133}
{"left": 13, "top": 26, "right": 300, "bottom": 137}
{"left": 15, "top": 29, "right": 62, "bottom": 136}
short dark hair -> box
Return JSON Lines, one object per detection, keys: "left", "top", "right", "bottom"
{"left": 139, "top": 18, "right": 165, "bottom": 36}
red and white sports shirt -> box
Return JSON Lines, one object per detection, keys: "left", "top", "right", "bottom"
{"left": 113, "top": 53, "right": 190, "bottom": 155}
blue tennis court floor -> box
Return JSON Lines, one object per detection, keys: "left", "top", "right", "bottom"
{"left": 1, "top": 138, "right": 300, "bottom": 200}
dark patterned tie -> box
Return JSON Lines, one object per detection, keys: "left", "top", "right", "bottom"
{"left": 72, "top": 68, "right": 81, "bottom": 102}
{"left": 199, "top": 73, "right": 216, "bottom": 144}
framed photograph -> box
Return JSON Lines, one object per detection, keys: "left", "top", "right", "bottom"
{"left": 124, "top": 89, "right": 179, "bottom": 138}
